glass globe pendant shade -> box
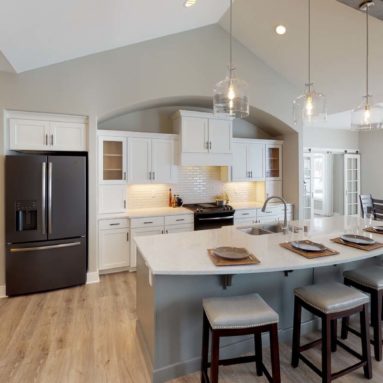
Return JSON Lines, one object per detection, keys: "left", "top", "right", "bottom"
{"left": 293, "top": 83, "right": 326, "bottom": 125}
{"left": 351, "top": 95, "right": 383, "bottom": 131}
{"left": 213, "top": 66, "right": 249, "bottom": 118}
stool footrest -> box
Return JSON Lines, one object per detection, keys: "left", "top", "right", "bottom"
{"left": 331, "top": 361, "right": 366, "bottom": 380}
{"left": 345, "top": 324, "right": 382, "bottom": 346}
{"left": 336, "top": 339, "right": 363, "bottom": 361}
{"left": 209, "top": 355, "right": 256, "bottom": 367}
{"left": 299, "top": 338, "right": 322, "bottom": 352}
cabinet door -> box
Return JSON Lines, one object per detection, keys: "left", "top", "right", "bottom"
{"left": 231, "top": 142, "right": 248, "bottom": 181}
{"left": 99, "top": 228, "right": 130, "bottom": 270}
{"left": 50, "top": 122, "right": 86, "bottom": 151}
{"left": 247, "top": 143, "right": 265, "bottom": 180}
{"left": 99, "top": 137, "right": 127, "bottom": 184}
{"left": 130, "top": 228, "right": 164, "bottom": 268}
{"left": 181, "top": 117, "right": 209, "bottom": 153}
{"left": 128, "top": 138, "right": 151, "bottom": 183}
{"left": 9, "top": 118, "right": 50, "bottom": 150}
{"left": 266, "top": 144, "right": 282, "bottom": 180}
{"left": 208, "top": 119, "right": 232, "bottom": 154}
{"left": 165, "top": 224, "right": 194, "bottom": 234}
{"left": 265, "top": 180, "right": 282, "bottom": 199}
{"left": 151, "top": 139, "right": 174, "bottom": 183}
{"left": 99, "top": 185, "right": 127, "bottom": 214}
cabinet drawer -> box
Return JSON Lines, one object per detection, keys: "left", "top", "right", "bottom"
{"left": 130, "top": 216, "right": 164, "bottom": 228}
{"left": 258, "top": 205, "right": 292, "bottom": 217}
{"left": 165, "top": 214, "right": 194, "bottom": 226}
{"left": 99, "top": 218, "right": 129, "bottom": 230}
{"left": 234, "top": 209, "right": 257, "bottom": 219}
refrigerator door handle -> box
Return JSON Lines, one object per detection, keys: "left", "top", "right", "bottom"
{"left": 42, "top": 162, "right": 47, "bottom": 235}
{"left": 9, "top": 241, "right": 81, "bottom": 253}
{"left": 48, "top": 162, "right": 53, "bottom": 235}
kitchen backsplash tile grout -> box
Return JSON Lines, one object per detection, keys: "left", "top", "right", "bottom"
{"left": 127, "top": 166, "right": 264, "bottom": 209}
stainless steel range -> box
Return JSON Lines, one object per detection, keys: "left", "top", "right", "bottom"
{"left": 183, "top": 203, "right": 235, "bottom": 231}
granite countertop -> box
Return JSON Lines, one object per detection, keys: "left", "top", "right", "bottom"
{"left": 135, "top": 215, "right": 383, "bottom": 276}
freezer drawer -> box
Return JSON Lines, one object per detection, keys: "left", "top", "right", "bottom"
{"left": 6, "top": 237, "right": 87, "bottom": 296}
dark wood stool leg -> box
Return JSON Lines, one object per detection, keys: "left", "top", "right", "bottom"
{"left": 210, "top": 331, "right": 220, "bottom": 383}
{"left": 291, "top": 297, "right": 302, "bottom": 368}
{"left": 331, "top": 319, "right": 337, "bottom": 352}
{"left": 270, "top": 323, "right": 281, "bottom": 383}
{"left": 360, "top": 304, "right": 372, "bottom": 379}
{"left": 255, "top": 332, "right": 263, "bottom": 376}
{"left": 322, "top": 316, "right": 332, "bottom": 383}
{"left": 341, "top": 316, "right": 350, "bottom": 340}
{"left": 201, "top": 312, "right": 209, "bottom": 383}
{"left": 371, "top": 290, "right": 382, "bottom": 361}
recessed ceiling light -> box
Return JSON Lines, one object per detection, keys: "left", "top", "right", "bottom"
{"left": 184, "top": 0, "right": 197, "bottom": 7}
{"left": 275, "top": 25, "right": 287, "bottom": 35}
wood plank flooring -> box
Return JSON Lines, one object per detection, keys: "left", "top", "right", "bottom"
{"left": 0, "top": 271, "right": 382, "bottom": 383}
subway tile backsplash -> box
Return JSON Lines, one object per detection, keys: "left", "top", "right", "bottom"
{"left": 127, "top": 167, "right": 262, "bottom": 209}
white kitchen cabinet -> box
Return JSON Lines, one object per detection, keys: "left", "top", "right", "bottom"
{"left": 9, "top": 116, "right": 86, "bottom": 152}
{"left": 128, "top": 137, "right": 175, "bottom": 184}
{"left": 99, "top": 137, "right": 127, "bottom": 184}
{"left": 265, "top": 180, "right": 282, "bottom": 199}
{"left": 266, "top": 144, "right": 282, "bottom": 180}
{"left": 99, "top": 184, "right": 127, "bottom": 214}
{"left": 99, "top": 219, "right": 130, "bottom": 271}
{"left": 234, "top": 209, "right": 258, "bottom": 226}
{"left": 165, "top": 224, "right": 194, "bottom": 234}
{"left": 173, "top": 110, "right": 233, "bottom": 166}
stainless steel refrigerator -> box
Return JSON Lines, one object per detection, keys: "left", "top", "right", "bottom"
{"left": 5, "top": 154, "right": 87, "bottom": 296}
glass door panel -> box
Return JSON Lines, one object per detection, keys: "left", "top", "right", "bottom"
{"left": 303, "top": 154, "right": 313, "bottom": 219}
{"left": 344, "top": 154, "right": 360, "bottom": 216}
{"left": 266, "top": 145, "right": 281, "bottom": 179}
{"left": 102, "top": 139, "right": 126, "bottom": 182}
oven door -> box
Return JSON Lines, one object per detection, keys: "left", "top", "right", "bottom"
{"left": 194, "top": 213, "right": 234, "bottom": 231}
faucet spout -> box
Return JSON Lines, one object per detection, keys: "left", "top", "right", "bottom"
{"left": 261, "top": 195, "right": 288, "bottom": 229}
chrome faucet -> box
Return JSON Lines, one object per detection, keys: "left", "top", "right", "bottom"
{"left": 262, "top": 196, "right": 288, "bottom": 229}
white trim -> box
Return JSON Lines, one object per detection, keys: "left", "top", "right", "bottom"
{"left": 304, "top": 147, "right": 359, "bottom": 154}
{"left": 5, "top": 110, "right": 88, "bottom": 124}
{"left": 96, "top": 129, "right": 178, "bottom": 140}
{"left": 233, "top": 137, "right": 283, "bottom": 145}
{"left": 86, "top": 271, "right": 100, "bottom": 284}
{"left": 0, "top": 285, "right": 6, "bottom": 298}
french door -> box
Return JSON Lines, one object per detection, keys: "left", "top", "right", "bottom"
{"left": 344, "top": 154, "right": 361, "bottom": 215}
{"left": 303, "top": 154, "right": 314, "bottom": 219}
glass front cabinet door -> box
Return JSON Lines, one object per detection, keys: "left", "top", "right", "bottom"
{"left": 99, "top": 137, "right": 127, "bottom": 184}
{"left": 265, "top": 144, "right": 282, "bottom": 180}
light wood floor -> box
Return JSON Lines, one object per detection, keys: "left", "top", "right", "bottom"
{"left": 0, "top": 272, "right": 382, "bottom": 383}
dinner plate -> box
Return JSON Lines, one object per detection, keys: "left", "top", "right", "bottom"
{"left": 340, "top": 234, "right": 376, "bottom": 245}
{"left": 372, "top": 226, "right": 383, "bottom": 232}
{"left": 213, "top": 247, "right": 250, "bottom": 260}
{"left": 291, "top": 241, "right": 326, "bottom": 252}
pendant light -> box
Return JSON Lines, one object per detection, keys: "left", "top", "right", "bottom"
{"left": 293, "top": 0, "right": 326, "bottom": 125}
{"left": 213, "top": 0, "right": 249, "bottom": 118}
{"left": 351, "top": 1, "right": 383, "bottom": 130}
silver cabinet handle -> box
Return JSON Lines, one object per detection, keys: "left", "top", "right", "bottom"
{"left": 124, "top": 200, "right": 127, "bottom": 209}
{"left": 148, "top": 171, "right": 152, "bottom": 180}
{"left": 48, "top": 162, "right": 53, "bottom": 235}
{"left": 176, "top": 218, "right": 185, "bottom": 222}
{"left": 10, "top": 242, "right": 81, "bottom": 253}
{"left": 45, "top": 134, "right": 48, "bottom": 146}
{"left": 152, "top": 171, "right": 155, "bottom": 180}
{"left": 51, "top": 134, "right": 54, "bottom": 146}
{"left": 199, "top": 216, "right": 234, "bottom": 221}
{"left": 144, "top": 221, "right": 154, "bottom": 224}
{"left": 166, "top": 230, "right": 168, "bottom": 234}
{"left": 242, "top": 213, "right": 250, "bottom": 216}
{"left": 42, "top": 162, "right": 46, "bottom": 234}
{"left": 161, "top": 230, "right": 164, "bottom": 234}
{"left": 205, "top": 142, "right": 209, "bottom": 150}
{"left": 126, "top": 232, "right": 129, "bottom": 241}
{"left": 123, "top": 172, "right": 127, "bottom": 180}
{"left": 109, "top": 223, "right": 120, "bottom": 226}
{"left": 250, "top": 171, "right": 253, "bottom": 178}
{"left": 209, "top": 141, "right": 212, "bottom": 150}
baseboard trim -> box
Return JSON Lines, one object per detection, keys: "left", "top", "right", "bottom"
{"left": 86, "top": 271, "right": 100, "bottom": 284}
{"left": 0, "top": 285, "right": 6, "bottom": 298}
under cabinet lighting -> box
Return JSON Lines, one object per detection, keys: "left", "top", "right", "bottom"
{"left": 184, "top": 0, "right": 197, "bottom": 7}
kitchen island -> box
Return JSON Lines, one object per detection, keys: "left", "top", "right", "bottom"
{"left": 135, "top": 215, "right": 383, "bottom": 383}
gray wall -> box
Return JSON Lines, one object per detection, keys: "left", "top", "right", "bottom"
{"left": 0, "top": 24, "right": 300, "bottom": 287}
{"left": 303, "top": 127, "right": 359, "bottom": 150}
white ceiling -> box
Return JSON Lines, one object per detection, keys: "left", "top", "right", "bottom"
{"left": 0, "top": 0, "right": 230, "bottom": 73}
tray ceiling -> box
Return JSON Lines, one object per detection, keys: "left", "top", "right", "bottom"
{"left": 337, "top": 0, "right": 383, "bottom": 20}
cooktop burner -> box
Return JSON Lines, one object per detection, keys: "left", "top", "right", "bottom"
{"left": 183, "top": 203, "right": 234, "bottom": 214}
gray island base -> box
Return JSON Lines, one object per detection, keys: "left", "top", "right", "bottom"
{"left": 135, "top": 216, "right": 383, "bottom": 383}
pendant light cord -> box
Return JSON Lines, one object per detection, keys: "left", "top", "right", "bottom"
{"left": 366, "top": 5, "right": 369, "bottom": 99}
{"left": 308, "top": 0, "right": 311, "bottom": 90}
{"left": 229, "top": 0, "right": 233, "bottom": 72}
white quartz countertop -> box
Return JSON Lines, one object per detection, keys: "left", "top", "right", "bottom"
{"left": 230, "top": 201, "right": 292, "bottom": 210}
{"left": 98, "top": 207, "right": 193, "bottom": 220}
{"left": 135, "top": 215, "right": 383, "bottom": 275}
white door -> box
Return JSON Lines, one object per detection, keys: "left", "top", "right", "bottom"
{"left": 99, "top": 137, "right": 127, "bottom": 184}
{"left": 208, "top": 118, "right": 232, "bottom": 154}
{"left": 165, "top": 224, "right": 194, "bottom": 234}
{"left": 181, "top": 117, "right": 208, "bottom": 153}
{"left": 344, "top": 154, "right": 361, "bottom": 216}
{"left": 99, "top": 185, "right": 127, "bottom": 214}
{"left": 265, "top": 180, "right": 282, "bottom": 199}
{"left": 130, "top": 228, "right": 164, "bottom": 268}
{"left": 49, "top": 122, "right": 86, "bottom": 151}
{"left": 303, "top": 154, "right": 314, "bottom": 219}
{"left": 99, "top": 228, "right": 130, "bottom": 270}
{"left": 247, "top": 143, "right": 265, "bottom": 180}
{"left": 9, "top": 118, "right": 50, "bottom": 150}
{"left": 151, "top": 139, "right": 174, "bottom": 183}
{"left": 128, "top": 137, "right": 151, "bottom": 183}
{"left": 231, "top": 142, "right": 248, "bottom": 181}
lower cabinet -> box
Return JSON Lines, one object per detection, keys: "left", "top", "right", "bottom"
{"left": 99, "top": 219, "right": 130, "bottom": 271}
{"left": 234, "top": 205, "right": 293, "bottom": 226}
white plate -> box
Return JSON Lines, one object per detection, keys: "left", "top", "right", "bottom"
{"left": 340, "top": 234, "right": 376, "bottom": 245}
{"left": 291, "top": 241, "right": 326, "bottom": 252}
{"left": 372, "top": 226, "right": 383, "bottom": 232}
{"left": 213, "top": 247, "right": 250, "bottom": 260}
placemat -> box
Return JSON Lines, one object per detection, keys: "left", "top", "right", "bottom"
{"left": 364, "top": 227, "right": 383, "bottom": 235}
{"left": 280, "top": 241, "right": 339, "bottom": 259}
{"left": 331, "top": 237, "right": 383, "bottom": 251}
{"left": 208, "top": 249, "right": 260, "bottom": 266}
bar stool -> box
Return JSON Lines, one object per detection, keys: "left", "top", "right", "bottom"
{"left": 201, "top": 293, "right": 280, "bottom": 383}
{"left": 291, "top": 282, "right": 372, "bottom": 383}
{"left": 342, "top": 265, "right": 383, "bottom": 361}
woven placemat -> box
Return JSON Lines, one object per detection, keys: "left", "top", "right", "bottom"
{"left": 207, "top": 249, "right": 260, "bottom": 266}
{"left": 331, "top": 237, "right": 383, "bottom": 251}
{"left": 364, "top": 227, "right": 383, "bottom": 235}
{"left": 279, "top": 241, "right": 339, "bottom": 259}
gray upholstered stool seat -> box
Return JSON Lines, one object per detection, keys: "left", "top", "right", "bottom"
{"left": 294, "top": 282, "right": 369, "bottom": 314}
{"left": 203, "top": 293, "right": 279, "bottom": 329}
{"left": 344, "top": 265, "right": 383, "bottom": 290}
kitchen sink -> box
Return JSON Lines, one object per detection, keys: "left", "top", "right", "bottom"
{"left": 238, "top": 223, "right": 285, "bottom": 236}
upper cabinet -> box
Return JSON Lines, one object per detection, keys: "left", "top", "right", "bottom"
{"left": 8, "top": 112, "right": 87, "bottom": 152}
{"left": 265, "top": 144, "right": 282, "bottom": 180}
{"left": 99, "top": 137, "right": 127, "bottom": 184}
{"left": 173, "top": 110, "right": 233, "bottom": 166}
